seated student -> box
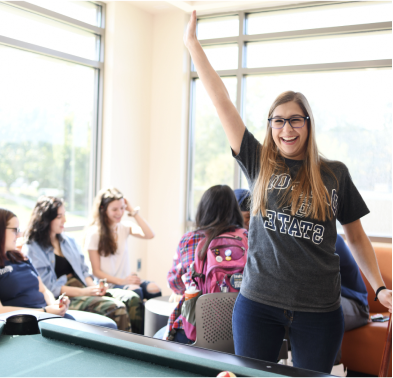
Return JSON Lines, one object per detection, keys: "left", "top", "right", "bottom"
{"left": 85, "top": 187, "right": 161, "bottom": 301}
{"left": 336, "top": 234, "right": 370, "bottom": 329}
{"left": 155, "top": 185, "right": 247, "bottom": 343}
{"left": 234, "top": 189, "right": 251, "bottom": 230}
{"left": 334, "top": 233, "right": 369, "bottom": 363}
{"left": 0, "top": 207, "right": 116, "bottom": 329}
{"left": 22, "top": 197, "right": 143, "bottom": 334}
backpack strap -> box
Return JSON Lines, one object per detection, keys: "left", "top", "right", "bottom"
{"left": 190, "top": 259, "right": 205, "bottom": 286}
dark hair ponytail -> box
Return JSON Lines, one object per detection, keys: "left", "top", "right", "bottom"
{"left": 195, "top": 185, "right": 244, "bottom": 260}
{"left": 0, "top": 208, "right": 25, "bottom": 268}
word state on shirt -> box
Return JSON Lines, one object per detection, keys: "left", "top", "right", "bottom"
{"left": 263, "top": 174, "right": 339, "bottom": 245}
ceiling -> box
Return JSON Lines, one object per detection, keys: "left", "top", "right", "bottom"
{"left": 121, "top": 1, "right": 311, "bottom": 16}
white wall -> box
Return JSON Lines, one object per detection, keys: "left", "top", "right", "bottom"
{"left": 146, "top": 10, "right": 190, "bottom": 295}
{"left": 102, "top": 2, "right": 154, "bottom": 280}
{"left": 102, "top": 3, "right": 189, "bottom": 294}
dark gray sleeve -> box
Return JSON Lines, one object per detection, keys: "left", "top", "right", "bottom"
{"left": 337, "top": 165, "right": 370, "bottom": 225}
{"left": 231, "top": 128, "right": 262, "bottom": 183}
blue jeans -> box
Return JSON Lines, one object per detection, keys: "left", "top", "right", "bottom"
{"left": 65, "top": 310, "right": 117, "bottom": 329}
{"left": 153, "top": 326, "right": 192, "bottom": 344}
{"left": 113, "top": 281, "right": 162, "bottom": 301}
{"left": 232, "top": 293, "right": 344, "bottom": 374}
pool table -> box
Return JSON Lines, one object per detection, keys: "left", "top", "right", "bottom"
{"left": 0, "top": 310, "right": 332, "bottom": 377}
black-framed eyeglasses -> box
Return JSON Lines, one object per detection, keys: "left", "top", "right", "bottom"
{"left": 6, "top": 228, "right": 21, "bottom": 235}
{"left": 268, "top": 116, "right": 309, "bottom": 129}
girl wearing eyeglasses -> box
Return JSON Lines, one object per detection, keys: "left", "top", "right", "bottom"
{"left": 0, "top": 207, "right": 116, "bottom": 329}
{"left": 183, "top": 11, "right": 392, "bottom": 374}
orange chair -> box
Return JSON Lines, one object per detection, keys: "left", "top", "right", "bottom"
{"left": 341, "top": 244, "right": 392, "bottom": 376}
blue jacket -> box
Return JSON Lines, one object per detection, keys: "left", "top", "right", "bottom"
{"left": 23, "top": 234, "right": 92, "bottom": 298}
{"left": 336, "top": 234, "right": 369, "bottom": 308}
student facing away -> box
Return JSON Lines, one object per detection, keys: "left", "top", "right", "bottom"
{"left": 155, "top": 185, "right": 247, "bottom": 344}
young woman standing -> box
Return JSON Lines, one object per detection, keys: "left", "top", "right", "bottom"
{"left": 183, "top": 11, "right": 392, "bottom": 374}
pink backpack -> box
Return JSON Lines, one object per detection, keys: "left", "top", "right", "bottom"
{"left": 180, "top": 228, "right": 248, "bottom": 341}
{"left": 192, "top": 228, "right": 248, "bottom": 294}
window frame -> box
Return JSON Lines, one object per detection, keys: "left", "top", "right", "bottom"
{"left": 0, "top": 0, "right": 105, "bottom": 232}
{"left": 186, "top": 1, "right": 392, "bottom": 242}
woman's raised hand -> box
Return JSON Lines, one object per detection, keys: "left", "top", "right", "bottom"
{"left": 184, "top": 10, "right": 197, "bottom": 48}
{"left": 124, "top": 197, "right": 133, "bottom": 213}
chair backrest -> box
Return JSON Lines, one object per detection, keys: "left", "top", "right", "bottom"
{"left": 193, "top": 292, "right": 238, "bottom": 353}
{"left": 193, "top": 293, "right": 288, "bottom": 362}
{"left": 361, "top": 244, "right": 392, "bottom": 313}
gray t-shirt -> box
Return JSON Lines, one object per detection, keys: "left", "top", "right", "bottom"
{"left": 234, "top": 128, "right": 369, "bottom": 312}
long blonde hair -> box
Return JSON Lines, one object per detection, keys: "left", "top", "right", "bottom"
{"left": 252, "top": 91, "right": 336, "bottom": 221}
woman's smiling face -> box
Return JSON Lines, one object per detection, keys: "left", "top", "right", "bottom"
{"left": 271, "top": 101, "right": 309, "bottom": 160}
{"left": 106, "top": 199, "right": 126, "bottom": 225}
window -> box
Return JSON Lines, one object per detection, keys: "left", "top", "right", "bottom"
{"left": 0, "top": 2, "right": 99, "bottom": 60}
{"left": 187, "top": 2, "right": 392, "bottom": 239}
{"left": 246, "top": 31, "right": 391, "bottom": 67}
{"left": 201, "top": 44, "right": 238, "bottom": 70}
{"left": 27, "top": 1, "right": 101, "bottom": 26}
{"left": 188, "top": 77, "right": 237, "bottom": 219}
{"left": 197, "top": 15, "right": 238, "bottom": 39}
{"left": 247, "top": 2, "right": 392, "bottom": 34}
{"left": 0, "top": 1, "right": 104, "bottom": 230}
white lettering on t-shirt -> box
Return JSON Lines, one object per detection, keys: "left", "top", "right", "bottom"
{"left": 268, "top": 174, "right": 291, "bottom": 190}
{"left": 264, "top": 210, "right": 277, "bottom": 231}
{"left": 264, "top": 174, "right": 331, "bottom": 245}
{"left": 312, "top": 224, "right": 325, "bottom": 245}
{"left": 0, "top": 266, "right": 13, "bottom": 275}
{"left": 282, "top": 193, "right": 312, "bottom": 219}
{"left": 331, "top": 189, "right": 338, "bottom": 216}
{"left": 300, "top": 221, "right": 314, "bottom": 240}
{"left": 288, "top": 217, "right": 303, "bottom": 238}
{"left": 277, "top": 213, "right": 291, "bottom": 234}
{"left": 263, "top": 211, "right": 325, "bottom": 244}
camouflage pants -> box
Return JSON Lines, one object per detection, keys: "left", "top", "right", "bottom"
{"left": 69, "top": 288, "right": 144, "bottom": 334}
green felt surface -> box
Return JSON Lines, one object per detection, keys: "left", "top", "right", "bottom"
{"left": 0, "top": 334, "right": 202, "bottom": 377}
{"left": 39, "top": 322, "right": 284, "bottom": 377}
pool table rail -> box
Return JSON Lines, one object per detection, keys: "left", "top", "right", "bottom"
{"left": 1, "top": 311, "right": 333, "bottom": 378}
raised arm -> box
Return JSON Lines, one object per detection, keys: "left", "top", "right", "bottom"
{"left": 184, "top": 10, "right": 245, "bottom": 155}
{"left": 124, "top": 198, "right": 155, "bottom": 240}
